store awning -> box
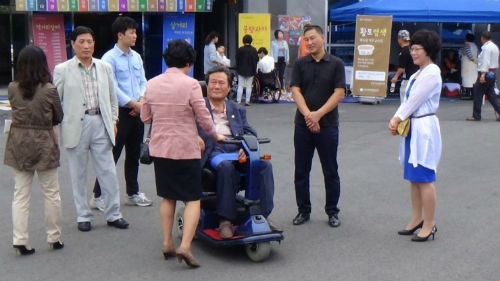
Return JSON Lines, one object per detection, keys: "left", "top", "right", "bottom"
{"left": 330, "top": 0, "right": 500, "bottom": 23}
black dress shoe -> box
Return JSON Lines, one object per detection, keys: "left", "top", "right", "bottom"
{"left": 107, "top": 218, "right": 129, "bottom": 229}
{"left": 292, "top": 212, "right": 310, "bottom": 225}
{"left": 13, "top": 245, "right": 35, "bottom": 255}
{"left": 328, "top": 214, "right": 341, "bottom": 227}
{"left": 49, "top": 241, "right": 64, "bottom": 250}
{"left": 77, "top": 221, "right": 91, "bottom": 232}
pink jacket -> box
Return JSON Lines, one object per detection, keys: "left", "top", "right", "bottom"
{"left": 141, "top": 68, "right": 216, "bottom": 160}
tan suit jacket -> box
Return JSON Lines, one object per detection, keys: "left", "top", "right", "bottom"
{"left": 53, "top": 56, "right": 118, "bottom": 148}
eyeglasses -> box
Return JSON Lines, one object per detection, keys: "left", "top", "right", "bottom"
{"left": 410, "top": 46, "right": 425, "bottom": 52}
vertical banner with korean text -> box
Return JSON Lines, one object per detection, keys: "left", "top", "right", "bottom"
{"left": 238, "top": 13, "right": 270, "bottom": 51}
{"left": 31, "top": 14, "right": 67, "bottom": 74}
{"left": 352, "top": 15, "right": 392, "bottom": 97}
{"left": 162, "top": 13, "right": 195, "bottom": 76}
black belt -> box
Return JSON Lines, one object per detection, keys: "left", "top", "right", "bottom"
{"left": 85, "top": 108, "right": 100, "bottom": 115}
{"left": 412, "top": 113, "right": 435, "bottom": 119}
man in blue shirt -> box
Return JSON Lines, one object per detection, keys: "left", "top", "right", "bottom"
{"left": 91, "top": 16, "right": 152, "bottom": 210}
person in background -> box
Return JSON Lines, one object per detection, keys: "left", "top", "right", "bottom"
{"left": 441, "top": 50, "right": 460, "bottom": 83}
{"left": 204, "top": 31, "right": 224, "bottom": 74}
{"left": 141, "top": 39, "right": 225, "bottom": 268}
{"left": 271, "top": 29, "right": 289, "bottom": 90}
{"left": 216, "top": 45, "right": 231, "bottom": 67}
{"left": 5, "top": 45, "right": 64, "bottom": 255}
{"left": 235, "top": 34, "right": 259, "bottom": 106}
{"left": 460, "top": 33, "right": 478, "bottom": 99}
{"left": 392, "top": 30, "right": 419, "bottom": 102}
{"left": 92, "top": 16, "right": 152, "bottom": 211}
{"left": 297, "top": 23, "right": 311, "bottom": 58}
{"left": 54, "top": 26, "right": 129, "bottom": 232}
{"left": 388, "top": 29, "right": 442, "bottom": 242}
{"left": 466, "top": 31, "right": 500, "bottom": 121}
{"left": 257, "top": 47, "right": 275, "bottom": 74}
{"left": 290, "top": 25, "right": 345, "bottom": 228}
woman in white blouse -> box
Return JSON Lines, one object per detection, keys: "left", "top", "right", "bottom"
{"left": 388, "top": 30, "right": 442, "bottom": 242}
{"left": 271, "top": 30, "right": 289, "bottom": 90}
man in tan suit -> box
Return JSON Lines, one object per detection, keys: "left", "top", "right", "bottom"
{"left": 53, "top": 26, "right": 129, "bottom": 232}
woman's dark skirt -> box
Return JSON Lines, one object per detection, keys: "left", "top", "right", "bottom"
{"left": 153, "top": 157, "right": 202, "bottom": 201}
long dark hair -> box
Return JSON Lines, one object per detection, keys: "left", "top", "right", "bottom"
{"left": 15, "top": 45, "right": 52, "bottom": 99}
{"left": 204, "top": 31, "right": 219, "bottom": 45}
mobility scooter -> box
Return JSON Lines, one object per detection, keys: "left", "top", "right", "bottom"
{"left": 174, "top": 135, "right": 284, "bottom": 262}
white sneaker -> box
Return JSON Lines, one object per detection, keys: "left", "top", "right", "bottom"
{"left": 89, "top": 197, "right": 105, "bottom": 212}
{"left": 126, "top": 192, "right": 153, "bottom": 207}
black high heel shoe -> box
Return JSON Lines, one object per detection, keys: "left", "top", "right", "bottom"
{"left": 397, "top": 221, "right": 423, "bottom": 235}
{"left": 411, "top": 225, "right": 437, "bottom": 242}
{"left": 13, "top": 245, "right": 35, "bottom": 255}
{"left": 49, "top": 241, "right": 64, "bottom": 250}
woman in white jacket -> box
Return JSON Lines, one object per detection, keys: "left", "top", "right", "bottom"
{"left": 388, "top": 30, "right": 442, "bottom": 242}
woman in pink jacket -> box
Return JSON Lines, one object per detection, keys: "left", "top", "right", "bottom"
{"left": 141, "top": 39, "right": 224, "bottom": 268}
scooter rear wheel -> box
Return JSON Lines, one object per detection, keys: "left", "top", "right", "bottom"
{"left": 245, "top": 242, "right": 271, "bottom": 262}
{"left": 174, "top": 204, "right": 185, "bottom": 240}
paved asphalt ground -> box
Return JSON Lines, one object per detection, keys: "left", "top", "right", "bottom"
{"left": 0, "top": 98, "right": 498, "bottom": 281}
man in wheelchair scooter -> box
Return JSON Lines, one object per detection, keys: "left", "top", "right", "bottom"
{"left": 198, "top": 66, "right": 281, "bottom": 239}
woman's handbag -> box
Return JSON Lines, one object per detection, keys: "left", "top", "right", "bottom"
{"left": 139, "top": 123, "right": 153, "bottom": 164}
{"left": 397, "top": 119, "right": 410, "bottom": 137}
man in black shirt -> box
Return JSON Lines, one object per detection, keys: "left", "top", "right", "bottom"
{"left": 236, "top": 34, "right": 259, "bottom": 106}
{"left": 391, "top": 30, "right": 418, "bottom": 101}
{"left": 290, "top": 25, "right": 346, "bottom": 228}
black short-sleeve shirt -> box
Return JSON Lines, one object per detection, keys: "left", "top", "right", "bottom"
{"left": 399, "top": 46, "right": 418, "bottom": 79}
{"left": 291, "top": 53, "right": 346, "bottom": 127}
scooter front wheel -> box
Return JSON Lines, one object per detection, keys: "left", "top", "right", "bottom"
{"left": 245, "top": 242, "right": 271, "bottom": 262}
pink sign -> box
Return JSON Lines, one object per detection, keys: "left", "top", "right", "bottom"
{"left": 32, "top": 14, "right": 68, "bottom": 74}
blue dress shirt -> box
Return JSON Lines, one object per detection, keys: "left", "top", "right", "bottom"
{"left": 102, "top": 44, "right": 147, "bottom": 107}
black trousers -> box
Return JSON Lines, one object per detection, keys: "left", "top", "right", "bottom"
{"left": 94, "top": 107, "right": 144, "bottom": 197}
{"left": 275, "top": 56, "right": 286, "bottom": 89}
{"left": 294, "top": 123, "right": 340, "bottom": 216}
{"left": 472, "top": 73, "right": 500, "bottom": 120}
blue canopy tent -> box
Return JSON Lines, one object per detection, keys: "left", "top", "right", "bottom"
{"left": 330, "top": 0, "right": 500, "bottom": 23}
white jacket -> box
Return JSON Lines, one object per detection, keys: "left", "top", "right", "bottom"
{"left": 395, "top": 63, "right": 442, "bottom": 171}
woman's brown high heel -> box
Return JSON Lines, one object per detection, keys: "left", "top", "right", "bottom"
{"left": 176, "top": 248, "right": 200, "bottom": 268}
{"left": 162, "top": 245, "right": 176, "bottom": 260}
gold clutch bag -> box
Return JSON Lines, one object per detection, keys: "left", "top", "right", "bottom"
{"left": 397, "top": 119, "right": 410, "bottom": 137}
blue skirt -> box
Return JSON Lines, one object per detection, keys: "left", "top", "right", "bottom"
{"left": 404, "top": 128, "right": 436, "bottom": 183}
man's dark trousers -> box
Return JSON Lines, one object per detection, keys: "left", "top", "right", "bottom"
{"left": 94, "top": 107, "right": 144, "bottom": 197}
{"left": 472, "top": 73, "right": 500, "bottom": 120}
{"left": 294, "top": 123, "right": 340, "bottom": 216}
{"left": 214, "top": 158, "right": 274, "bottom": 221}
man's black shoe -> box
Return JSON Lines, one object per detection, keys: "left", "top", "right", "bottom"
{"left": 328, "top": 214, "right": 341, "bottom": 227}
{"left": 292, "top": 212, "right": 310, "bottom": 225}
{"left": 107, "top": 218, "right": 129, "bottom": 229}
{"left": 77, "top": 221, "right": 91, "bottom": 232}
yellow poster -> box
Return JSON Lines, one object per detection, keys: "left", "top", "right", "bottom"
{"left": 238, "top": 13, "right": 270, "bottom": 51}
{"left": 352, "top": 15, "right": 392, "bottom": 98}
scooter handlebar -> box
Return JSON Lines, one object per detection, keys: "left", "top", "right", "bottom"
{"left": 221, "top": 137, "right": 271, "bottom": 145}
